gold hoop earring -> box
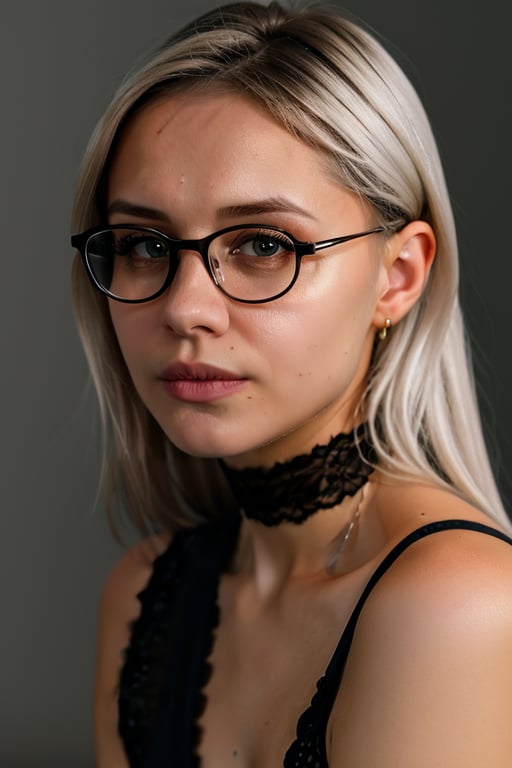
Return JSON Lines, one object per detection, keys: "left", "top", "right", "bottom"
{"left": 378, "top": 318, "right": 392, "bottom": 340}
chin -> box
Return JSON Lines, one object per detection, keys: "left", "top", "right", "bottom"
{"left": 161, "top": 424, "right": 252, "bottom": 461}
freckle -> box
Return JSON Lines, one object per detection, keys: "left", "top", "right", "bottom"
{"left": 229, "top": 346, "right": 234, "bottom": 350}
{"left": 246, "top": 396, "right": 252, "bottom": 400}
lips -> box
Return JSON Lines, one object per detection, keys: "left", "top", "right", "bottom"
{"left": 159, "top": 362, "right": 247, "bottom": 402}
{"left": 160, "top": 361, "right": 243, "bottom": 381}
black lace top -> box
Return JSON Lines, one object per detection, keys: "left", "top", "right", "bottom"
{"left": 118, "top": 518, "right": 512, "bottom": 767}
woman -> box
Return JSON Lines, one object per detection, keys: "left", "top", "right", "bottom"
{"left": 70, "top": 2, "right": 512, "bottom": 766}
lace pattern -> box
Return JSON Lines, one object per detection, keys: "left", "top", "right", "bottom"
{"left": 118, "top": 516, "right": 337, "bottom": 768}
{"left": 118, "top": 519, "right": 512, "bottom": 767}
{"left": 219, "top": 424, "right": 375, "bottom": 526}
{"left": 118, "top": 517, "right": 241, "bottom": 767}
{"left": 283, "top": 676, "right": 329, "bottom": 768}
{"left": 118, "top": 528, "right": 192, "bottom": 767}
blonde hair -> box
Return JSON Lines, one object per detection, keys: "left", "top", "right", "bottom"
{"left": 71, "top": 1, "right": 510, "bottom": 535}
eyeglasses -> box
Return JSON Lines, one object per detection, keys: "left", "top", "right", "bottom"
{"left": 71, "top": 222, "right": 389, "bottom": 304}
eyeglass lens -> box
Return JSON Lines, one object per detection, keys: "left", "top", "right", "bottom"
{"left": 85, "top": 227, "right": 298, "bottom": 302}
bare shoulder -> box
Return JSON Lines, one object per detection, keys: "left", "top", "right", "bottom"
{"left": 369, "top": 507, "right": 512, "bottom": 643}
{"left": 330, "top": 486, "right": 512, "bottom": 767}
{"left": 370, "top": 483, "right": 512, "bottom": 673}
{"left": 93, "top": 531, "right": 172, "bottom": 768}
{"left": 98, "top": 530, "right": 172, "bottom": 656}
{"left": 100, "top": 531, "right": 172, "bottom": 611}
{"left": 364, "top": 484, "right": 512, "bottom": 664}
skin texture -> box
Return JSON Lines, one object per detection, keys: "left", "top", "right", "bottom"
{"left": 93, "top": 92, "right": 512, "bottom": 768}
{"left": 106, "top": 92, "right": 433, "bottom": 468}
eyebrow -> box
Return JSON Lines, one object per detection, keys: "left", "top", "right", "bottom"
{"left": 107, "top": 196, "right": 317, "bottom": 222}
{"left": 107, "top": 200, "right": 170, "bottom": 221}
{"left": 217, "top": 197, "right": 317, "bottom": 221}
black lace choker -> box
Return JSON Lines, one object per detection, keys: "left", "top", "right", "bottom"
{"left": 219, "top": 424, "right": 376, "bottom": 527}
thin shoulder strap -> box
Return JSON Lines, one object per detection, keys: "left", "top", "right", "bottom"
{"left": 322, "top": 518, "right": 512, "bottom": 703}
{"left": 285, "top": 518, "right": 512, "bottom": 767}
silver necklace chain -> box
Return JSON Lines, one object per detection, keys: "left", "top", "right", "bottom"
{"left": 325, "top": 482, "right": 369, "bottom": 574}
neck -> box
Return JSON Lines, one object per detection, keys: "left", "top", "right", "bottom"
{"left": 232, "top": 482, "right": 375, "bottom": 597}
{"left": 219, "top": 424, "right": 376, "bottom": 589}
{"left": 220, "top": 424, "right": 374, "bottom": 525}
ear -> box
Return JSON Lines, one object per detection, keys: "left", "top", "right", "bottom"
{"left": 373, "top": 220, "right": 436, "bottom": 330}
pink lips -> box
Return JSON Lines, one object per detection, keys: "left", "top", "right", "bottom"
{"left": 160, "top": 362, "right": 247, "bottom": 403}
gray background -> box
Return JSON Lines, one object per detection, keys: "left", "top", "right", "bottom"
{"left": 2, "top": 0, "right": 510, "bottom": 765}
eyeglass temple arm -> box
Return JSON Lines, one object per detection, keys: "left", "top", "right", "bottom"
{"left": 312, "top": 225, "right": 387, "bottom": 253}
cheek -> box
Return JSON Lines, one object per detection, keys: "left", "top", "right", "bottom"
{"left": 251, "top": 264, "right": 378, "bottom": 389}
{"left": 284, "top": 260, "right": 378, "bottom": 354}
{"left": 108, "top": 303, "right": 153, "bottom": 372}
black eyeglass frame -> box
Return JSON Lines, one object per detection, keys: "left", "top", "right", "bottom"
{"left": 71, "top": 222, "right": 391, "bottom": 304}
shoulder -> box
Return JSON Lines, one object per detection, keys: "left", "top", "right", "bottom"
{"left": 364, "top": 481, "right": 512, "bottom": 627}
{"left": 96, "top": 530, "right": 173, "bottom": 684}
{"left": 329, "top": 490, "right": 512, "bottom": 766}
{"left": 93, "top": 531, "right": 172, "bottom": 768}
{"left": 366, "top": 516, "right": 512, "bottom": 643}
{"left": 366, "top": 483, "right": 512, "bottom": 669}
{"left": 100, "top": 531, "right": 172, "bottom": 614}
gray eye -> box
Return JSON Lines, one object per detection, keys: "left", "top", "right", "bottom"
{"left": 234, "top": 232, "right": 294, "bottom": 258}
{"left": 136, "top": 237, "right": 168, "bottom": 259}
{"left": 115, "top": 234, "right": 169, "bottom": 260}
{"left": 251, "top": 236, "right": 282, "bottom": 257}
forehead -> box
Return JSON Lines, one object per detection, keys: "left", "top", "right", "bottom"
{"left": 105, "top": 90, "right": 364, "bottom": 230}
{"left": 110, "top": 89, "right": 335, "bottom": 182}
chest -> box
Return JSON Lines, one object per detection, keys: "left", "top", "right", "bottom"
{"left": 197, "top": 575, "right": 359, "bottom": 768}
{"left": 118, "top": 520, "right": 382, "bottom": 768}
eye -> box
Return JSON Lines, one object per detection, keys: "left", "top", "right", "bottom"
{"left": 116, "top": 233, "right": 170, "bottom": 261}
{"left": 142, "top": 236, "right": 168, "bottom": 259}
{"left": 232, "top": 230, "right": 294, "bottom": 259}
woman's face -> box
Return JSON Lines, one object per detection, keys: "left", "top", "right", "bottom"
{"left": 107, "top": 91, "right": 389, "bottom": 467}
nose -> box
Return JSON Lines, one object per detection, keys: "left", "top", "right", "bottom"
{"left": 158, "top": 249, "right": 230, "bottom": 336}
